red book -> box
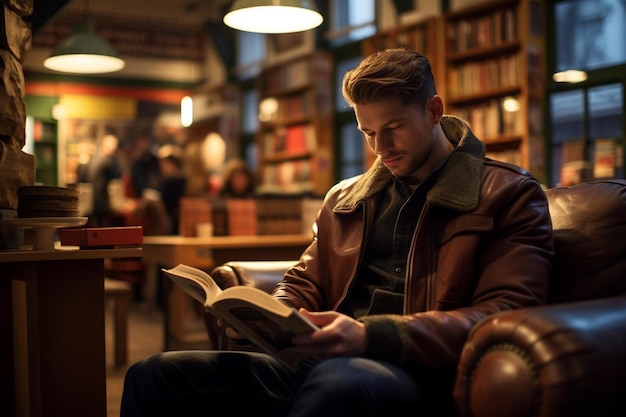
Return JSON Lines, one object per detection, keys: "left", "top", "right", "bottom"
{"left": 59, "top": 226, "right": 143, "bottom": 248}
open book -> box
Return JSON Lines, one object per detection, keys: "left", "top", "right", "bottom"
{"left": 162, "top": 264, "right": 319, "bottom": 370}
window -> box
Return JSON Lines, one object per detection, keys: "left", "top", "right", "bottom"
{"left": 241, "top": 88, "right": 259, "bottom": 170}
{"left": 547, "top": 0, "right": 626, "bottom": 186}
{"left": 338, "top": 122, "right": 365, "bottom": 179}
{"left": 235, "top": 31, "right": 266, "bottom": 80}
{"left": 334, "top": 54, "right": 366, "bottom": 180}
{"left": 327, "top": 0, "right": 376, "bottom": 46}
{"left": 555, "top": 0, "right": 626, "bottom": 71}
{"left": 549, "top": 89, "right": 585, "bottom": 185}
{"left": 549, "top": 83, "right": 623, "bottom": 186}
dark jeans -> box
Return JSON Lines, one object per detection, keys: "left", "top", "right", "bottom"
{"left": 120, "top": 350, "right": 455, "bottom": 417}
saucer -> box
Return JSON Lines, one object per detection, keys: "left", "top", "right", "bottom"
{"left": 3, "top": 217, "right": 88, "bottom": 250}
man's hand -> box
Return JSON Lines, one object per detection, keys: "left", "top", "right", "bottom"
{"left": 291, "top": 309, "right": 366, "bottom": 360}
{"left": 217, "top": 318, "right": 246, "bottom": 341}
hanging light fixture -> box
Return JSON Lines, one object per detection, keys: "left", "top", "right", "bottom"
{"left": 223, "top": 0, "right": 323, "bottom": 34}
{"left": 43, "top": 0, "right": 125, "bottom": 74}
{"left": 552, "top": 69, "right": 588, "bottom": 83}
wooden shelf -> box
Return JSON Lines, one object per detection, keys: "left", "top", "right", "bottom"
{"left": 446, "top": 40, "right": 521, "bottom": 62}
{"left": 447, "top": 86, "right": 523, "bottom": 105}
{"left": 256, "top": 52, "right": 334, "bottom": 196}
{"left": 441, "top": 0, "right": 547, "bottom": 182}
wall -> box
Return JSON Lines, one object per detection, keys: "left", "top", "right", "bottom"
{"left": 0, "top": 0, "right": 35, "bottom": 211}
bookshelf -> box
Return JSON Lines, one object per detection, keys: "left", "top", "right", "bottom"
{"left": 256, "top": 52, "right": 334, "bottom": 196}
{"left": 440, "top": 0, "right": 547, "bottom": 183}
{"left": 33, "top": 119, "right": 58, "bottom": 186}
{"left": 361, "top": 17, "right": 439, "bottom": 168}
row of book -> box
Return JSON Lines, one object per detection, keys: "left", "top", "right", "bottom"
{"left": 446, "top": 7, "right": 517, "bottom": 52}
{"left": 447, "top": 54, "right": 520, "bottom": 97}
{"left": 264, "top": 59, "right": 311, "bottom": 93}
{"left": 263, "top": 124, "right": 317, "bottom": 156}
{"left": 559, "top": 138, "right": 621, "bottom": 186}
{"left": 260, "top": 159, "right": 313, "bottom": 194}
{"left": 178, "top": 196, "right": 323, "bottom": 237}
{"left": 259, "top": 92, "right": 314, "bottom": 123}
{"left": 366, "top": 25, "right": 430, "bottom": 56}
{"left": 486, "top": 149, "right": 522, "bottom": 166}
{"left": 450, "top": 95, "right": 522, "bottom": 139}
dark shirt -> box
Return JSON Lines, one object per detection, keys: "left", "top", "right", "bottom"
{"left": 339, "top": 168, "right": 444, "bottom": 319}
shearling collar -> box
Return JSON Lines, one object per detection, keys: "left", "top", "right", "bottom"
{"left": 334, "top": 115, "right": 486, "bottom": 214}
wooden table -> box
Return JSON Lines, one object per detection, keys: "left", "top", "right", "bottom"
{"left": 0, "top": 246, "right": 142, "bottom": 417}
{"left": 141, "top": 234, "right": 313, "bottom": 350}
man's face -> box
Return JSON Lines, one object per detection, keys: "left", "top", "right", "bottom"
{"left": 353, "top": 96, "right": 440, "bottom": 184}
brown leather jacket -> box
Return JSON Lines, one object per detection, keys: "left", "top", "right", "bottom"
{"left": 274, "top": 116, "right": 554, "bottom": 369}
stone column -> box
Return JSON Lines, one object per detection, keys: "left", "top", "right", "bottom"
{"left": 0, "top": 0, "right": 35, "bottom": 248}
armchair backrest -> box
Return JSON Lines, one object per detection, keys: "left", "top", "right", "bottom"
{"left": 545, "top": 179, "right": 626, "bottom": 303}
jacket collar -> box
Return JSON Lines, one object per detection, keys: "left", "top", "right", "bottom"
{"left": 334, "top": 115, "right": 485, "bottom": 214}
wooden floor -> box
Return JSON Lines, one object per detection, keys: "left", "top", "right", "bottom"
{"left": 104, "top": 302, "right": 162, "bottom": 417}
{"left": 105, "top": 290, "right": 210, "bottom": 417}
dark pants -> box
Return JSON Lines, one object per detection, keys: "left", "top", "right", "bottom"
{"left": 120, "top": 350, "right": 455, "bottom": 417}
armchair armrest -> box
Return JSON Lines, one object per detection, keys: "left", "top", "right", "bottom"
{"left": 454, "top": 297, "right": 626, "bottom": 417}
{"left": 203, "top": 260, "right": 297, "bottom": 349}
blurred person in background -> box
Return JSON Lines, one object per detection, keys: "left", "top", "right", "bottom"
{"left": 219, "top": 158, "right": 256, "bottom": 198}
{"left": 157, "top": 145, "right": 187, "bottom": 235}
{"left": 130, "top": 134, "right": 161, "bottom": 199}
{"left": 84, "top": 134, "right": 122, "bottom": 227}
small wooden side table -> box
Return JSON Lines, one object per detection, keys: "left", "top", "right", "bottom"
{"left": 0, "top": 246, "right": 142, "bottom": 417}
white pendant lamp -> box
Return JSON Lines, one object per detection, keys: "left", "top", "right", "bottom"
{"left": 552, "top": 69, "right": 588, "bottom": 83}
{"left": 43, "top": 21, "right": 125, "bottom": 74}
{"left": 223, "top": 0, "right": 323, "bottom": 34}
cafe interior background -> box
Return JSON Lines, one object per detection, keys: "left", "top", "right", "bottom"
{"left": 13, "top": 0, "right": 626, "bottom": 350}
{"left": 3, "top": 0, "right": 626, "bottom": 413}
{"left": 23, "top": 0, "right": 626, "bottom": 201}
{"left": 11, "top": 0, "right": 626, "bottom": 329}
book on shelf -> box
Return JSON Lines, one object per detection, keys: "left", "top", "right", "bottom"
{"left": 162, "top": 264, "right": 319, "bottom": 370}
{"left": 486, "top": 149, "right": 522, "bottom": 166}
{"left": 226, "top": 198, "right": 258, "bottom": 236}
{"left": 446, "top": 5, "right": 517, "bottom": 52}
{"left": 593, "top": 138, "right": 618, "bottom": 179}
{"left": 256, "top": 197, "right": 303, "bottom": 235}
{"left": 560, "top": 138, "right": 591, "bottom": 186}
{"left": 179, "top": 197, "right": 212, "bottom": 237}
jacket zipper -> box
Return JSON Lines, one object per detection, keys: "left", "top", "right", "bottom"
{"left": 404, "top": 203, "right": 437, "bottom": 313}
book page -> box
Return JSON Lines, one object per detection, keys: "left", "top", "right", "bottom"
{"left": 214, "top": 285, "right": 296, "bottom": 316}
{"left": 162, "top": 264, "right": 222, "bottom": 306}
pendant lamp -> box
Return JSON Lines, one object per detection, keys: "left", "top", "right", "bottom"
{"left": 223, "top": 0, "right": 323, "bottom": 33}
{"left": 552, "top": 69, "right": 588, "bottom": 83}
{"left": 43, "top": 21, "right": 125, "bottom": 74}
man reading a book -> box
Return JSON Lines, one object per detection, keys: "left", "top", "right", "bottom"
{"left": 121, "top": 48, "right": 553, "bottom": 416}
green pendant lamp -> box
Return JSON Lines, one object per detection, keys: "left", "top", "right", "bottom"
{"left": 43, "top": 21, "right": 125, "bottom": 74}
{"left": 223, "top": 0, "right": 323, "bottom": 33}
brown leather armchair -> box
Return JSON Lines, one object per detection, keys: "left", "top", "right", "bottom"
{"left": 206, "top": 179, "right": 626, "bottom": 416}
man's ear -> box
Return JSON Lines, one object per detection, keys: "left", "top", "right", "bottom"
{"left": 428, "top": 95, "right": 444, "bottom": 124}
